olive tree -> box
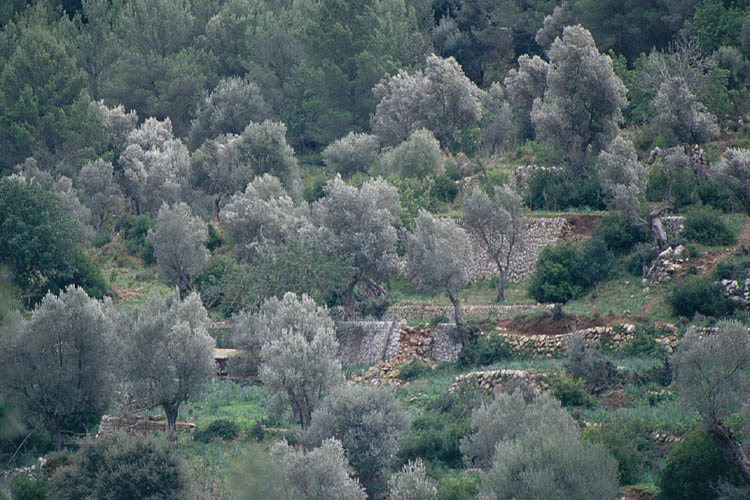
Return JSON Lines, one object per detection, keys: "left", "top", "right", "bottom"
{"left": 76, "top": 159, "right": 125, "bottom": 230}
{"left": 461, "top": 391, "right": 578, "bottom": 470}
{"left": 535, "top": 4, "right": 574, "bottom": 48}
{"left": 377, "top": 128, "right": 444, "bottom": 179}
{"left": 715, "top": 148, "right": 750, "bottom": 217}
{"left": 191, "top": 120, "right": 302, "bottom": 219}
{"left": 119, "top": 117, "right": 189, "bottom": 215}
{"left": 462, "top": 186, "right": 526, "bottom": 302}
{"left": 370, "top": 54, "right": 482, "bottom": 148}
{"left": 531, "top": 25, "right": 627, "bottom": 165}
{"left": 406, "top": 210, "right": 470, "bottom": 327}
{"left": 257, "top": 293, "right": 343, "bottom": 429}
{"left": 188, "top": 77, "right": 272, "bottom": 150}
{"left": 95, "top": 101, "right": 137, "bottom": 160}
{"left": 503, "top": 54, "right": 549, "bottom": 142}
{"left": 122, "top": 291, "right": 215, "bottom": 434}
{"left": 313, "top": 176, "right": 400, "bottom": 319}
{"left": 649, "top": 76, "right": 718, "bottom": 146}
{"left": 54, "top": 176, "right": 95, "bottom": 246}
{"left": 322, "top": 132, "right": 380, "bottom": 177}
{"left": 481, "top": 83, "right": 514, "bottom": 153}
{"left": 597, "top": 136, "right": 648, "bottom": 222}
{"left": 148, "top": 202, "right": 209, "bottom": 299}
{"left": 221, "top": 174, "right": 311, "bottom": 264}
{"left": 270, "top": 438, "right": 366, "bottom": 500}
{"left": 388, "top": 460, "right": 438, "bottom": 500}
{"left": 304, "top": 384, "right": 411, "bottom": 495}
{"left": 0, "top": 286, "right": 116, "bottom": 450}
{"left": 670, "top": 321, "right": 750, "bottom": 484}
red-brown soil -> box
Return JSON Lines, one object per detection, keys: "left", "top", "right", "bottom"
{"left": 560, "top": 214, "right": 602, "bottom": 241}
{"left": 496, "top": 311, "right": 643, "bottom": 336}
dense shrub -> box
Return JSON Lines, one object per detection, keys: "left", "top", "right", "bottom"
{"left": 669, "top": 275, "right": 734, "bottom": 318}
{"left": 194, "top": 419, "right": 240, "bottom": 443}
{"left": 398, "top": 359, "right": 432, "bottom": 382}
{"left": 590, "top": 214, "right": 650, "bottom": 255}
{"left": 430, "top": 173, "right": 459, "bottom": 204}
{"left": 50, "top": 432, "right": 193, "bottom": 500}
{"left": 681, "top": 205, "right": 737, "bottom": 246}
{"left": 527, "top": 167, "right": 604, "bottom": 211}
{"left": 436, "top": 475, "right": 480, "bottom": 500}
{"left": 625, "top": 242, "right": 660, "bottom": 277}
{"left": 565, "top": 333, "right": 619, "bottom": 394}
{"left": 582, "top": 416, "right": 655, "bottom": 486}
{"left": 658, "top": 431, "right": 740, "bottom": 500}
{"left": 527, "top": 240, "right": 614, "bottom": 304}
{"left": 11, "top": 472, "right": 49, "bottom": 500}
{"left": 548, "top": 373, "right": 594, "bottom": 408}
{"left": 114, "top": 213, "right": 155, "bottom": 264}
{"left": 619, "top": 323, "right": 669, "bottom": 358}
{"left": 697, "top": 180, "right": 736, "bottom": 212}
{"left": 457, "top": 332, "right": 513, "bottom": 367}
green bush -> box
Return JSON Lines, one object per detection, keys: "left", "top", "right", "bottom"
{"left": 658, "top": 431, "right": 740, "bottom": 500}
{"left": 620, "top": 324, "right": 669, "bottom": 358}
{"left": 50, "top": 432, "right": 193, "bottom": 500}
{"left": 458, "top": 332, "right": 512, "bottom": 367}
{"left": 430, "top": 174, "right": 459, "bottom": 204}
{"left": 11, "top": 472, "right": 49, "bottom": 500}
{"left": 114, "top": 214, "right": 155, "bottom": 264}
{"left": 527, "top": 167, "right": 604, "bottom": 211}
{"left": 697, "top": 181, "right": 736, "bottom": 212}
{"left": 590, "top": 214, "right": 650, "bottom": 256}
{"left": 437, "top": 475, "right": 480, "bottom": 500}
{"left": 582, "top": 416, "right": 654, "bottom": 486}
{"left": 669, "top": 275, "right": 734, "bottom": 318}
{"left": 194, "top": 418, "right": 240, "bottom": 443}
{"left": 681, "top": 205, "right": 737, "bottom": 246}
{"left": 398, "top": 359, "right": 432, "bottom": 382}
{"left": 548, "top": 373, "right": 593, "bottom": 408}
{"left": 528, "top": 240, "right": 614, "bottom": 304}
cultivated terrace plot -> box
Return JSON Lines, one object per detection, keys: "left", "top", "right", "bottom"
{"left": 3, "top": 2, "right": 750, "bottom": 500}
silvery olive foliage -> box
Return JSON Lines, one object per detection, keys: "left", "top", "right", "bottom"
{"left": 312, "top": 176, "right": 400, "bottom": 312}
{"left": 119, "top": 117, "right": 190, "bottom": 215}
{"left": 305, "top": 384, "right": 411, "bottom": 494}
{"left": 715, "top": 148, "right": 750, "bottom": 216}
{"left": 535, "top": 4, "right": 574, "bottom": 48}
{"left": 377, "top": 128, "right": 444, "bottom": 179}
{"left": 54, "top": 176, "right": 95, "bottom": 246}
{"left": 221, "top": 174, "right": 311, "bottom": 263}
{"left": 460, "top": 391, "right": 579, "bottom": 470}
{"left": 121, "top": 291, "right": 215, "bottom": 433}
{"left": 531, "top": 26, "right": 627, "bottom": 165}
{"left": 191, "top": 120, "right": 302, "bottom": 215}
{"left": 76, "top": 159, "right": 125, "bottom": 230}
{"left": 257, "top": 293, "right": 343, "bottom": 429}
{"left": 0, "top": 286, "right": 117, "bottom": 450}
{"left": 406, "top": 210, "right": 470, "bottom": 325}
{"left": 671, "top": 321, "right": 750, "bottom": 427}
{"left": 95, "top": 100, "right": 138, "bottom": 158}
{"left": 597, "top": 136, "right": 647, "bottom": 221}
{"left": 189, "top": 77, "right": 272, "bottom": 150}
{"left": 387, "top": 460, "right": 438, "bottom": 500}
{"left": 371, "top": 54, "right": 482, "bottom": 147}
{"left": 481, "top": 83, "right": 514, "bottom": 153}
{"left": 321, "top": 131, "right": 380, "bottom": 177}
{"left": 231, "top": 291, "right": 336, "bottom": 377}
{"left": 504, "top": 54, "right": 549, "bottom": 142}
{"left": 478, "top": 427, "right": 620, "bottom": 500}
{"left": 462, "top": 185, "right": 526, "bottom": 302}
{"left": 148, "top": 202, "right": 209, "bottom": 299}
{"left": 649, "top": 76, "right": 719, "bottom": 145}
{"left": 270, "top": 438, "right": 366, "bottom": 500}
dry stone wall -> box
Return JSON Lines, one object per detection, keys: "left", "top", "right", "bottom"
{"left": 336, "top": 321, "right": 402, "bottom": 367}
{"left": 386, "top": 304, "right": 550, "bottom": 323}
{"left": 464, "top": 216, "right": 569, "bottom": 283}
{"left": 96, "top": 415, "right": 195, "bottom": 437}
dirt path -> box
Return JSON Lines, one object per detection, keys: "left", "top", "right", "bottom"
{"left": 679, "top": 218, "right": 750, "bottom": 276}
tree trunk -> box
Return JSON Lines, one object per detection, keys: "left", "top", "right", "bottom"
{"left": 342, "top": 280, "right": 357, "bottom": 320}
{"left": 213, "top": 197, "right": 221, "bottom": 222}
{"left": 649, "top": 209, "right": 670, "bottom": 250}
{"left": 178, "top": 274, "right": 193, "bottom": 300}
{"left": 163, "top": 403, "right": 179, "bottom": 438}
{"left": 53, "top": 422, "right": 64, "bottom": 452}
{"left": 708, "top": 421, "right": 750, "bottom": 485}
{"left": 496, "top": 267, "right": 506, "bottom": 303}
{"left": 446, "top": 289, "right": 464, "bottom": 328}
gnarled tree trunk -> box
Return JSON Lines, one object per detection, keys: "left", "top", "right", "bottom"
{"left": 708, "top": 421, "right": 750, "bottom": 486}
{"left": 446, "top": 289, "right": 463, "bottom": 328}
